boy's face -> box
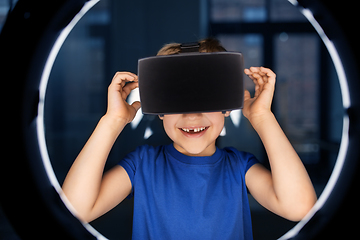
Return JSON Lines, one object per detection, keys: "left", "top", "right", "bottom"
{"left": 160, "top": 112, "right": 230, "bottom": 156}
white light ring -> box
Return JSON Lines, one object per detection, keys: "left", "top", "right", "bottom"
{"left": 36, "top": 0, "right": 107, "bottom": 239}
{"left": 279, "top": 1, "right": 352, "bottom": 239}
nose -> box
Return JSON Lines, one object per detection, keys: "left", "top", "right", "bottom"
{"left": 182, "top": 113, "right": 202, "bottom": 121}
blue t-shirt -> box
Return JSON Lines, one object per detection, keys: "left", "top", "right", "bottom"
{"left": 119, "top": 144, "right": 259, "bottom": 240}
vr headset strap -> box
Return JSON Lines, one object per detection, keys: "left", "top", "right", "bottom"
{"left": 180, "top": 42, "right": 200, "bottom": 53}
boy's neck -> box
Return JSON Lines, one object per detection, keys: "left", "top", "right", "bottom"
{"left": 173, "top": 142, "right": 216, "bottom": 157}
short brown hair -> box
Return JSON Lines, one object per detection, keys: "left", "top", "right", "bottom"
{"left": 157, "top": 38, "right": 226, "bottom": 56}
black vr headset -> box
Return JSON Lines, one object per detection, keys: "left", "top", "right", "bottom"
{"left": 138, "top": 43, "right": 244, "bottom": 115}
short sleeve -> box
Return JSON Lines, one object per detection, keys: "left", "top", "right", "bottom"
{"left": 240, "top": 152, "right": 259, "bottom": 173}
{"left": 118, "top": 145, "right": 148, "bottom": 198}
{"left": 224, "top": 147, "right": 260, "bottom": 174}
{"left": 118, "top": 150, "right": 137, "bottom": 187}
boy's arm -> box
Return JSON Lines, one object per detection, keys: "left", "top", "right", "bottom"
{"left": 243, "top": 67, "right": 317, "bottom": 221}
{"left": 62, "top": 72, "right": 141, "bottom": 222}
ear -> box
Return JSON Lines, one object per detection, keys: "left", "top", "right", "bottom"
{"left": 158, "top": 114, "right": 164, "bottom": 120}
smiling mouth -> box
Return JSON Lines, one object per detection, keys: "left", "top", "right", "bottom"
{"left": 180, "top": 127, "right": 209, "bottom": 134}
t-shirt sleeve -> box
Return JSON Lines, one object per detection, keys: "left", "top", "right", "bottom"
{"left": 118, "top": 151, "right": 136, "bottom": 186}
{"left": 118, "top": 145, "right": 148, "bottom": 198}
{"left": 244, "top": 152, "right": 260, "bottom": 173}
{"left": 226, "top": 147, "right": 260, "bottom": 174}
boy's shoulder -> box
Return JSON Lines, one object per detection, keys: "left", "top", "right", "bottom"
{"left": 127, "top": 144, "right": 164, "bottom": 158}
{"left": 221, "top": 146, "right": 260, "bottom": 172}
{"left": 222, "top": 146, "right": 256, "bottom": 160}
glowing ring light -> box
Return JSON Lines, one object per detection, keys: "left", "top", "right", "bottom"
{"left": 0, "top": 0, "right": 358, "bottom": 239}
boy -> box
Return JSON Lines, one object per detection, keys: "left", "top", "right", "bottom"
{"left": 62, "top": 38, "right": 317, "bottom": 239}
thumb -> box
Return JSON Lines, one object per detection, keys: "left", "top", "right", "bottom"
{"left": 131, "top": 101, "right": 141, "bottom": 112}
{"left": 244, "top": 90, "right": 251, "bottom": 101}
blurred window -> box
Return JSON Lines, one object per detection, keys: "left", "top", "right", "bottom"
{"left": 211, "top": 1, "right": 343, "bottom": 239}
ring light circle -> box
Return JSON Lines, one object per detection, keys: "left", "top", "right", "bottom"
{"left": 279, "top": 2, "right": 351, "bottom": 238}
{"left": 37, "top": 0, "right": 106, "bottom": 239}
{"left": 0, "top": 0, "right": 358, "bottom": 239}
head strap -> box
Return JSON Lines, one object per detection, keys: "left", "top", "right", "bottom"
{"left": 180, "top": 42, "right": 200, "bottom": 53}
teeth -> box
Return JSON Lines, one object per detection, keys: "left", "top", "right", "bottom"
{"left": 181, "top": 127, "right": 206, "bottom": 133}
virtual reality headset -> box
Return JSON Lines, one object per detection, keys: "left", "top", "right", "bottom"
{"left": 138, "top": 48, "right": 244, "bottom": 115}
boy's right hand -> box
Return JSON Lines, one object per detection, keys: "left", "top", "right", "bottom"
{"left": 105, "top": 72, "right": 141, "bottom": 124}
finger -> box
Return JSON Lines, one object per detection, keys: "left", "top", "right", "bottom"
{"left": 111, "top": 72, "right": 138, "bottom": 87}
{"left": 252, "top": 73, "right": 265, "bottom": 95}
{"left": 244, "top": 68, "right": 252, "bottom": 75}
{"left": 113, "top": 71, "right": 138, "bottom": 80}
{"left": 259, "top": 67, "right": 275, "bottom": 77}
{"left": 245, "top": 67, "right": 267, "bottom": 92}
{"left": 109, "top": 72, "right": 138, "bottom": 96}
{"left": 245, "top": 68, "right": 258, "bottom": 83}
{"left": 257, "top": 69, "right": 268, "bottom": 83}
{"left": 247, "top": 67, "right": 276, "bottom": 97}
{"left": 249, "top": 67, "right": 269, "bottom": 79}
{"left": 249, "top": 66, "right": 261, "bottom": 73}
{"left": 252, "top": 72, "right": 264, "bottom": 84}
{"left": 245, "top": 72, "right": 262, "bottom": 96}
{"left": 260, "top": 67, "right": 275, "bottom": 75}
{"left": 250, "top": 66, "right": 267, "bottom": 77}
{"left": 260, "top": 67, "right": 276, "bottom": 84}
{"left": 112, "top": 72, "right": 137, "bottom": 82}
{"left": 246, "top": 73, "right": 257, "bottom": 82}
{"left": 249, "top": 66, "right": 258, "bottom": 72}
{"left": 245, "top": 67, "right": 262, "bottom": 76}
{"left": 121, "top": 82, "right": 139, "bottom": 99}
{"left": 246, "top": 67, "right": 264, "bottom": 82}
{"left": 122, "top": 81, "right": 139, "bottom": 94}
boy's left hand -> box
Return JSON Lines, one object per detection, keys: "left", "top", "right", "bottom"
{"left": 243, "top": 67, "right": 276, "bottom": 125}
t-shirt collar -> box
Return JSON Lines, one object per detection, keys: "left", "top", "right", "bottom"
{"left": 165, "top": 144, "right": 223, "bottom": 165}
